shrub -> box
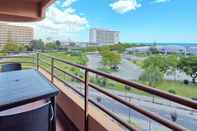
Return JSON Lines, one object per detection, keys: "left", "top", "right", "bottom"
{"left": 183, "top": 79, "right": 189, "bottom": 85}
{"left": 168, "top": 89, "right": 176, "bottom": 94}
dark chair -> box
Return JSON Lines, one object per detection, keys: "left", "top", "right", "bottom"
{"left": 0, "top": 102, "right": 53, "bottom": 131}
{"left": 1, "top": 63, "right": 22, "bottom": 72}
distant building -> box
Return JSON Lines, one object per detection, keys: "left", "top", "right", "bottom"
{"left": 188, "top": 47, "right": 197, "bottom": 55}
{"left": 126, "top": 46, "right": 151, "bottom": 53}
{"left": 0, "top": 23, "right": 33, "bottom": 48}
{"left": 89, "top": 28, "right": 119, "bottom": 45}
{"left": 157, "top": 45, "right": 186, "bottom": 54}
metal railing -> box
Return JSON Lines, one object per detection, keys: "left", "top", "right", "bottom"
{"left": 1, "top": 52, "right": 197, "bottom": 131}
{"left": 36, "top": 53, "right": 197, "bottom": 131}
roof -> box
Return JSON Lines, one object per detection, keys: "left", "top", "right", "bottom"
{"left": 0, "top": 0, "right": 54, "bottom": 22}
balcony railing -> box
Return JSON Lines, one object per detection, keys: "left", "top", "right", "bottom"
{"left": 0, "top": 52, "right": 197, "bottom": 131}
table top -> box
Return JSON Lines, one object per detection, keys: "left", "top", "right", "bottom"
{"left": 0, "top": 69, "right": 59, "bottom": 111}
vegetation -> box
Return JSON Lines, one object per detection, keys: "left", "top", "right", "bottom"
{"left": 99, "top": 47, "right": 121, "bottom": 69}
{"left": 178, "top": 56, "right": 197, "bottom": 83}
{"left": 82, "top": 43, "right": 139, "bottom": 53}
{"left": 30, "top": 39, "right": 44, "bottom": 51}
{"left": 140, "top": 66, "right": 163, "bottom": 87}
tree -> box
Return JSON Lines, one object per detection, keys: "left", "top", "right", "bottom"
{"left": 100, "top": 50, "right": 121, "bottom": 68}
{"left": 3, "top": 41, "right": 18, "bottom": 52}
{"left": 165, "top": 55, "right": 179, "bottom": 80}
{"left": 55, "top": 40, "right": 61, "bottom": 49}
{"left": 143, "top": 55, "right": 168, "bottom": 73}
{"left": 178, "top": 56, "right": 197, "bottom": 83}
{"left": 45, "top": 42, "right": 57, "bottom": 50}
{"left": 17, "top": 44, "right": 26, "bottom": 52}
{"left": 140, "top": 66, "right": 163, "bottom": 87}
{"left": 149, "top": 46, "right": 159, "bottom": 54}
{"left": 30, "top": 39, "right": 44, "bottom": 50}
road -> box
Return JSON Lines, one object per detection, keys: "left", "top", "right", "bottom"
{"left": 87, "top": 54, "right": 143, "bottom": 80}
{"left": 70, "top": 82, "right": 197, "bottom": 131}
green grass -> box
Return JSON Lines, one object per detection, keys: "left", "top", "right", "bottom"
{"left": 154, "top": 80, "right": 197, "bottom": 98}
{"left": 109, "top": 79, "right": 197, "bottom": 98}
{"left": 44, "top": 52, "right": 88, "bottom": 65}
{"left": 97, "top": 67, "right": 115, "bottom": 73}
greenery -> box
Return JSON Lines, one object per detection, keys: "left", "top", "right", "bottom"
{"left": 30, "top": 39, "right": 44, "bottom": 51}
{"left": 97, "top": 67, "right": 114, "bottom": 73}
{"left": 3, "top": 40, "right": 27, "bottom": 52}
{"left": 140, "top": 66, "right": 163, "bottom": 87}
{"left": 178, "top": 56, "right": 197, "bottom": 83}
{"left": 82, "top": 43, "right": 139, "bottom": 53}
{"left": 99, "top": 47, "right": 121, "bottom": 69}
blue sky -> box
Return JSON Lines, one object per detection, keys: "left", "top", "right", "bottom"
{"left": 73, "top": 0, "right": 197, "bottom": 43}
{"left": 7, "top": 0, "right": 197, "bottom": 43}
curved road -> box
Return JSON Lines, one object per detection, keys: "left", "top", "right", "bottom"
{"left": 87, "top": 54, "right": 143, "bottom": 80}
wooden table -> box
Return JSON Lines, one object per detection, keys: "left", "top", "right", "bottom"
{"left": 0, "top": 69, "right": 59, "bottom": 131}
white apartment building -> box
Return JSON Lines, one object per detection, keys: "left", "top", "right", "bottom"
{"left": 89, "top": 28, "right": 119, "bottom": 45}
{"left": 0, "top": 23, "right": 33, "bottom": 48}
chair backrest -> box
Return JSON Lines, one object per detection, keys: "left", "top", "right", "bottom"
{"left": 0, "top": 102, "right": 51, "bottom": 131}
{"left": 1, "top": 63, "right": 22, "bottom": 72}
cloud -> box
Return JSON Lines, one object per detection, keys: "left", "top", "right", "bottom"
{"left": 110, "top": 0, "right": 141, "bottom": 14}
{"left": 153, "top": 0, "right": 171, "bottom": 3}
{"left": 3, "top": 0, "right": 88, "bottom": 41}
{"left": 61, "top": 0, "right": 77, "bottom": 8}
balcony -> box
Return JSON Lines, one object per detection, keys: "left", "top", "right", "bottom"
{"left": 0, "top": 52, "right": 197, "bottom": 131}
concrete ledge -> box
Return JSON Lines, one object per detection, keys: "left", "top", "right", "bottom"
{"left": 39, "top": 68, "right": 124, "bottom": 131}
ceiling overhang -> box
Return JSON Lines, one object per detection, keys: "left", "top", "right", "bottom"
{"left": 0, "top": 0, "right": 54, "bottom": 22}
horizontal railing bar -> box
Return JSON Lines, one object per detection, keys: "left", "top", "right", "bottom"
{"left": 40, "top": 53, "right": 86, "bottom": 69}
{"left": 40, "top": 53, "right": 197, "bottom": 110}
{"left": 87, "top": 69, "right": 197, "bottom": 110}
{"left": 50, "top": 66, "right": 138, "bottom": 131}
{"left": 39, "top": 64, "right": 51, "bottom": 73}
{"left": 49, "top": 66, "right": 188, "bottom": 131}
{"left": 0, "top": 56, "right": 33, "bottom": 59}
{"left": 0, "top": 62, "right": 33, "bottom": 64}
{"left": 53, "top": 74, "right": 84, "bottom": 97}
{"left": 0, "top": 51, "right": 35, "bottom": 53}
{"left": 89, "top": 83, "right": 188, "bottom": 131}
{"left": 39, "top": 59, "right": 51, "bottom": 66}
{"left": 89, "top": 99, "right": 139, "bottom": 131}
{"left": 54, "top": 66, "right": 84, "bottom": 83}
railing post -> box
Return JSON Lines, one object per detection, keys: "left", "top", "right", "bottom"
{"left": 84, "top": 70, "right": 89, "bottom": 131}
{"left": 51, "top": 57, "right": 54, "bottom": 83}
{"left": 36, "top": 53, "right": 39, "bottom": 70}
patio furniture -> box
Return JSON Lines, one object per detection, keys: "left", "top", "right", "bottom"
{"left": 0, "top": 102, "right": 52, "bottom": 131}
{"left": 0, "top": 69, "right": 59, "bottom": 131}
{"left": 1, "top": 63, "right": 22, "bottom": 72}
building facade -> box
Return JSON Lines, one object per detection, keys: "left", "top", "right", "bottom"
{"left": 0, "top": 23, "right": 33, "bottom": 48}
{"left": 89, "top": 28, "right": 119, "bottom": 45}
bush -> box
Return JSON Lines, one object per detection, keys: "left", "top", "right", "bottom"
{"left": 183, "top": 80, "right": 189, "bottom": 85}
{"left": 168, "top": 89, "right": 176, "bottom": 94}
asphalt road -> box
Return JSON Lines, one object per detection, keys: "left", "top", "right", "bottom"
{"left": 71, "top": 82, "right": 197, "bottom": 131}
{"left": 87, "top": 54, "right": 143, "bottom": 80}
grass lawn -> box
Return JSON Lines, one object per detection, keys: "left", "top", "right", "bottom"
{"left": 107, "top": 79, "right": 197, "bottom": 98}
{"left": 154, "top": 80, "right": 197, "bottom": 98}
{"left": 97, "top": 67, "right": 116, "bottom": 73}
{"left": 45, "top": 52, "right": 88, "bottom": 65}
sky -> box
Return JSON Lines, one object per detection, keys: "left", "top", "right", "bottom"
{"left": 4, "top": 0, "right": 197, "bottom": 43}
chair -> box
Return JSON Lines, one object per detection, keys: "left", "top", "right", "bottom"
{"left": 0, "top": 102, "right": 53, "bottom": 131}
{"left": 1, "top": 63, "right": 22, "bottom": 72}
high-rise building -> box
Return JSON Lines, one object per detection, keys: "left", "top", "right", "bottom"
{"left": 0, "top": 23, "right": 33, "bottom": 48}
{"left": 89, "top": 28, "right": 119, "bottom": 45}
